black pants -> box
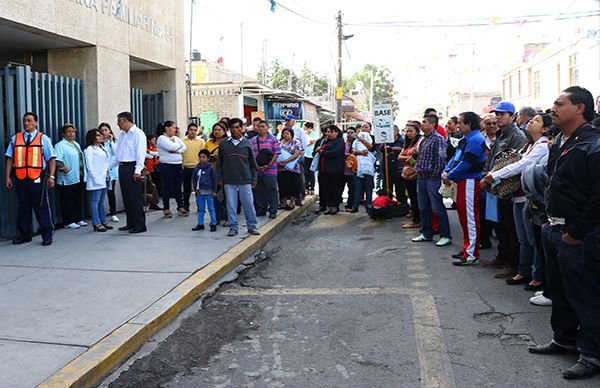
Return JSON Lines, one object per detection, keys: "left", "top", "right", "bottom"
{"left": 304, "top": 158, "right": 315, "bottom": 190}
{"left": 150, "top": 171, "right": 161, "bottom": 197}
{"left": 370, "top": 205, "right": 393, "bottom": 219}
{"left": 107, "top": 180, "right": 117, "bottom": 216}
{"left": 317, "top": 172, "right": 326, "bottom": 210}
{"left": 533, "top": 223, "right": 550, "bottom": 298}
{"left": 405, "top": 178, "right": 420, "bottom": 223}
{"left": 495, "top": 198, "right": 520, "bottom": 269}
{"left": 182, "top": 167, "right": 195, "bottom": 210}
{"left": 543, "top": 225, "right": 600, "bottom": 359}
{"left": 160, "top": 163, "right": 184, "bottom": 211}
{"left": 320, "top": 173, "right": 345, "bottom": 208}
{"left": 118, "top": 162, "right": 145, "bottom": 229}
{"left": 15, "top": 177, "right": 54, "bottom": 241}
{"left": 344, "top": 174, "right": 355, "bottom": 209}
{"left": 58, "top": 182, "right": 84, "bottom": 225}
{"left": 383, "top": 164, "right": 407, "bottom": 204}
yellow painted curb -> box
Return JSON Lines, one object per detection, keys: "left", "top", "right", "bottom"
{"left": 39, "top": 196, "right": 317, "bottom": 388}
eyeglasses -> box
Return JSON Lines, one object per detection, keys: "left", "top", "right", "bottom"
{"left": 484, "top": 122, "right": 497, "bottom": 126}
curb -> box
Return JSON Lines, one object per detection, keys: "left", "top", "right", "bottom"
{"left": 38, "top": 195, "right": 317, "bottom": 388}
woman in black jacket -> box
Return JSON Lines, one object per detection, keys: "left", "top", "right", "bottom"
{"left": 315, "top": 125, "right": 346, "bottom": 214}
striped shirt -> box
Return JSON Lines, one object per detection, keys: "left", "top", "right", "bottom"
{"left": 251, "top": 133, "right": 281, "bottom": 176}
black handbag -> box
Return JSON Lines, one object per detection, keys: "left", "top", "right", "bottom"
{"left": 255, "top": 138, "right": 274, "bottom": 166}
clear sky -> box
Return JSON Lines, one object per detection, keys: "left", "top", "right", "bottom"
{"left": 185, "top": 0, "right": 599, "bottom": 117}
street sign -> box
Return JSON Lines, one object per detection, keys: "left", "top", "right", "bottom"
{"left": 373, "top": 104, "right": 393, "bottom": 143}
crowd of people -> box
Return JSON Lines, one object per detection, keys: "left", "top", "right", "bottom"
{"left": 4, "top": 86, "right": 600, "bottom": 380}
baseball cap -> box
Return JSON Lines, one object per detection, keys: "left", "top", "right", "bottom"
{"left": 285, "top": 114, "right": 296, "bottom": 120}
{"left": 491, "top": 101, "right": 516, "bottom": 114}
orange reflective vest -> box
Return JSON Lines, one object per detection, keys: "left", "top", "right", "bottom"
{"left": 13, "top": 132, "right": 44, "bottom": 180}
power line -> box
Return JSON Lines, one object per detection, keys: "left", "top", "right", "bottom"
{"left": 267, "top": 2, "right": 599, "bottom": 28}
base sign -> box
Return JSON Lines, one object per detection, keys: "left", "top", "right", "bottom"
{"left": 373, "top": 104, "right": 393, "bottom": 143}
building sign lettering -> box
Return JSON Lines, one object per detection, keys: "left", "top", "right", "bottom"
{"left": 68, "top": 0, "right": 174, "bottom": 42}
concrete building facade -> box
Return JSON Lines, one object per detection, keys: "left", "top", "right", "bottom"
{"left": 0, "top": 0, "right": 187, "bottom": 130}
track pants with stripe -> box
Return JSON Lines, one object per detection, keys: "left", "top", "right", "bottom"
{"left": 457, "top": 179, "right": 480, "bottom": 260}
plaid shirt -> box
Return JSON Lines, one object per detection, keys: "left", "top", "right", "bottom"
{"left": 416, "top": 131, "right": 447, "bottom": 178}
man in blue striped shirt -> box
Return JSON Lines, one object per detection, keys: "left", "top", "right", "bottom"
{"left": 412, "top": 114, "right": 451, "bottom": 246}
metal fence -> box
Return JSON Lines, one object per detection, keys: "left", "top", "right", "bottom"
{"left": 130, "top": 90, "right": 165, "bottom": 136}
{"left": 0, "top": 64, "right": 85, "bottom": 237}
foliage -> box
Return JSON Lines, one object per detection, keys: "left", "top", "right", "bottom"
{"left": 343, "top": 64, "right": 399, "bottom": 115}
{"left": 257, "top": 61, "right": 329, "bottom": 97}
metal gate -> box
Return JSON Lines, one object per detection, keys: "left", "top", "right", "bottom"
{"left": 131, "top": 89, "right": 166, "bottom": 135}
{"left": 0, "top": 64, "right": 85, "bottom": 237}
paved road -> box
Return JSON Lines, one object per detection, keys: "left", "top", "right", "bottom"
{"left": 105, "top": 210, "right": 599, "bottom": 387}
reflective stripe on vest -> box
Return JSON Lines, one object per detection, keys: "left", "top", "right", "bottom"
{"left": 13, "top": 132, "right": 44, "bottom": 180}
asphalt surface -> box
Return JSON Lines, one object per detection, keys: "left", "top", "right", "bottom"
{"left": 104, "top": 209, "right": 600, "bottom": 388}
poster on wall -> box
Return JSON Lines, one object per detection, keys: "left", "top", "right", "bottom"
{"left": 200, "top": 111, "right": 218, "bottom": 133}
{"left": 372, "top": 104, "right": 393, "bottom": 143}
{"left": 265, "top": 100, "right": 303, "bottom": 121}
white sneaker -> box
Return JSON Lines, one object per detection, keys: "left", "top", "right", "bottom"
{"left": 529, "top": 294, "right": 552, "bottom": 306}
{"left": 66, "top": 223, "right": 80, "bottom": 229}
{"left": 77, "top": 220, "right": 88, "bottom": 226}
{"left": 535, "top": 290, "right": 544, "bottom": 296}
{"left": 111, "top": 215, "right": 119, "bottom": 222}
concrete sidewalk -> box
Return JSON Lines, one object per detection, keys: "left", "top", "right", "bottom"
{"left": 0, "top": 199, "right": 313, "bottom": 387}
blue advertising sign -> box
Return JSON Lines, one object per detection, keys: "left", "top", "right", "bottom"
{"left": 265, "top": 100, "right": 303, "bottom": 120}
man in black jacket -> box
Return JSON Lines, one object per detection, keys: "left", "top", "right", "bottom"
{"left": 528, "top": 86, "right": 600, "bottom": 380}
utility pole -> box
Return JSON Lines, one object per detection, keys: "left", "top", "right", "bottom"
{"left": 336, "top": 11, "right": 353, "bottom": 125}
{"left": 336, "top": 10, "right": 343, "bottom": 124}
{"left": 187, "top": 0, "right": 195, "bottom": 121}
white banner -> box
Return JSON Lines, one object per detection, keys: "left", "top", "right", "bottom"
{"left": 372, "top": 104, "right": 393, "bottom": 143}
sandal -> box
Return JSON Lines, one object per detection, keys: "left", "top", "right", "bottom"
{"left": 93, "top": 224, "right": 107, "bottom": 232}
{"left": 163, "top": 210, "right": 173, "bottom": 218}
{"left": 101, "top": 223, "right": 114, "bottom": 230}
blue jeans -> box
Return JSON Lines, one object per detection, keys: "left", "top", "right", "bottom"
{"left": 89, "top": 188, "right": 107, "bottom": 225}
{"left": 224, "top": 184, "right": 257, "bottom": 231}
{"left": 417, "top": 177, "right": 451, "bottom": 239}
{"left": 513, "top": 201, "right": 540, "bottom": 279}
{"left": 353, "top": 174, "right": 374, "bottom": 209}
{"left": 196, "top": 194, "right": 216, "bottom": 226}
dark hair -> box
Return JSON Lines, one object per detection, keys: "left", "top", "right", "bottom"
{"left": 563, "top": 86, "right": 596, "bottom": 121}
{"left": 424, "top": 108, "right": 437, "bottom": 116}
{"left": 187, "top": 123, "right": 198, "bottom": 130}
{"left": 210, "top": 122, "right": 227, "bottom": 141}
{"left": 592, "top": 116, "right": 600, "bottom": 127}
{"left": 229, "top": 117, "right": 244, "bottom": 128}
{"left": 540, "top": 113, "right": 553, "bottom": 129}
{"left": 117, "top": 111, "right": 134, "bottom": 123}
{"left": 156, "top": 120, "right": 175, "bottom": 137}
{"left": 198, "top": 149, "right": 211, "bottom": 158}
{"left": 281, "top": 127, "right": 295, "bottom": 139}
{"left": 519, "top": 106, "right": 537, "bottom": 119}
{"left": 258, "top": 120, "right": 269, "bottom": 126}
{"left": 404, "top": 123, "right": 421, "bottom": 148}
{"left": 304, "top": 122, "right": 314, "bottom": 129}
{"left": 327, "top": 125, "right": 343, "bottom": 138}
{"left": 23, "top": 112, "right": 38, "bottom": 122}
{"left": 449, "top": 116, "right": 458, "bottom": 125}
{"left": 219, "top": 117, "right": 230, "bottom": 128}
{"left": 252, "top": 117, "right": 261, "bottom": 122}
{"left": 423, "top": 114, "right": 438, "bottom": 128}
{"left": 459, "top": 112, "right": 481, "bottom": 131}
{"left": 85, "top": 128, "right": 101, "bottom": 148}
{"left": 60, "top": 123, "right": 76, "bottom": 135}
{"left": 147, "top": 134, "right": 157, "bottom": 142}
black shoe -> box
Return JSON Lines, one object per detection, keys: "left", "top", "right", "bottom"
{"left": 524, "top": 283, "right": 544, "bottom": 292}
{"left": 12, "top": 236, "right": 32, "bottom": 244}
{"left": 452, "top": 251, "right": 464, "bottom": 259}
{"left": 563, "top": 359, "right": 600, "bottom": 380}
{"left": 269, "top": 213, "right": 277, "bottom": 219}
{"left": 42, "top": 239, "right": 52, "bottom": 246}
{"left": 528, "top": 341, "right": 576, "bottom": 355}
{"left": 295, "top": 199, "right": 303, "bottom": 206}
{"left": 349, "top": 208, "right": 359, "bottom": 213}
{"left": 119, "top": 225, "right": 134, "bottom": 231}
{"left": 479, "top": 241, "right": 492, "bottom": 250}
{"left": 209, "top": 224, "right": 217, "bottom": 232}
{"left": 129, "top": 227, "right": 147, "bottom": 234}
{"left": 192, "top": 224, "right": 204, "bottom": 231}
{"left": 314, "top": 207, "right": 326, "bottom": 214}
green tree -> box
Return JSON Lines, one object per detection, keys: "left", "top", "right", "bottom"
{"left": 297, "top": 63, "right": 330, "bottom": 97}
{"left": 343, "top": 64, "right": 398, "bottom": 116}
